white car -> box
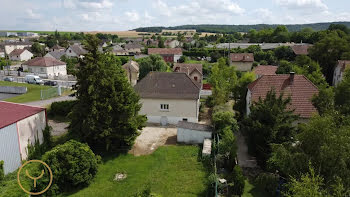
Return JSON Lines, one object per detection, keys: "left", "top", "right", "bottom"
{"left": 25, "top": 75, "right": 44, "bottom": 85}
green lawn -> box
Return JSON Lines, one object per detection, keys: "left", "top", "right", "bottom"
{"left": 66, "top": 146, "right": 209, "bottom": 197}
{"left": 0, "top": 81, "right": 50, "bottom": 103}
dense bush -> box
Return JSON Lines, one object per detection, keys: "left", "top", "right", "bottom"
{"left": 27, "top": 126, "right": 53, "bottom": 160}
{"left": 49, "top": 100, "right": 77, "bottom": 118}
{"left": 229, "top": 165, "right": 245, "bottom": 196}
{"left": 212, "top": 111, "right": 238, "bottom": 134}
{"left": 255, "top": 173, "right": 279, "bottom": 195}
{"left": 40, "top": 140, "right": 98, "bottom": 194}
{"left": 0, "top": 160, "right": 4, "bottom": 182}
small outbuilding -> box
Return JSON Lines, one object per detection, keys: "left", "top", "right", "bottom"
{"left": 177, "top": 121, "right": 212, "bottom": 144}
{"left": 0, "top": 101, "right": 46, "bottom": 174}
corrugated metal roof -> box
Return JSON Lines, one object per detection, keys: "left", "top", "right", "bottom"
{"left": 0, "top": 101, "right": 45, "bottom": 129}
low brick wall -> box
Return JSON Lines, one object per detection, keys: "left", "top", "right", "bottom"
{"left": 0, "top": 86, "right": 27, "bottom": 94}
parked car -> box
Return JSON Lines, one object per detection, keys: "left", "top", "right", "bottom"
{"left": 25, "top": 75, "right": 44, "bottom": 85}
{"left": 4, "top": 76, "right": 14, "bottom": 82}
{"left": 44, "top": 80, "right": 58, "bottom": 86}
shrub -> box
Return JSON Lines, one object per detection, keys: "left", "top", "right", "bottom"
{"left": 27, "top": 126, "right": 53, "bottom": 160}
{"left": 212, "top": 111, "right": 238, "bottom": 134}
{"left": 40, "top": 140, "right": 98, "bottom": 194}
{"left": 49, "top": 100, "right": 77, "bottom": 118}
{"left": 0, "top": 160, "right": 4, "bottom": 182}
{"left": 229, "top": 165, "right": 245, "bottom": 196}
{"left": 255, "top": 173, "right": 279, "bottom": 195}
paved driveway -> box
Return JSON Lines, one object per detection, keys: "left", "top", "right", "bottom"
{"left": 25, "top": 95, "right": 76, "bottom": 107}
{"left": 130, "top": 125, "right": 177, "bottom": 156}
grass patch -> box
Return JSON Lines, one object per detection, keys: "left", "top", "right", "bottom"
{"left": 66, "top": 146, "right": 209, "bottom": 197}
{"left": 0, "top": 81, "right": 50, "bottom": 103}
{"left": 243, "top": 179, "right": 270, "bottom": 197}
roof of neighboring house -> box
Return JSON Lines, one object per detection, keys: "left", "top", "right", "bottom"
{"left": 177, "top": 121, "right": 212, "bottom": 132}
{"left": 45, "top": 51, "right": 66, "bottom": 60}
{"left": 291, "top": 45, "right": 312, "bottom": 55}
{"left": 247, "top": 74, "right": 319, "bottom": 118}
{"left": 112, "top": 45, "right": 124, "bottom": 50}
{"left": 148, "top": 48, "right": 183, "bottom": 55}
{"left": 173, "top": 63, "right": 203, "bottom": 75}
{"left": 68, "top": 45, "right": 87, "bottom": 56}
{"left": 9, "top": 49, "right": 27, "bottom": 56}
{"left": 230, "top": 53, "right": 254, "bottom": 62}
{"left": 125, "top": 43, "right": 143, "bottom": 50}
{"left": 253, "top": 65, "right": 278, "bottom": 76}
{"left": 23, "top": 57, "right": 66, "bottom": 67}
{"left": 134, "top": 72, "right": 200, "bottom": 99}
{"left": 122, "top": 61, "right": 139, "bottom": 73}
{"left": 0, "top": 41, "right": 33, "bottom": 46}
{"left": 0, "top": 101, "right": 45, "bottom": 129}
{"left": 51, "top": 45, "right": 65, "bottom": 50}
{"left": 337, "top": 60, "right": 350, "bottom": 72}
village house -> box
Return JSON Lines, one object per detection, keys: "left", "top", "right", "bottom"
{"left": 111, "top": 45, "right": 129, "bottom": 56}
{"left": 50, "top": 45, "right": 65, "bottom": 52}
{"left": 134, "top": 72, "right": 200, "bottom": 125}
{"left": 246, "top": 73, "right": 319, "bottom": 121}
{"left": 148, "top": 48, "right": 183, "bottom": 63}
{"left": 291, "top": 44, "right": 312, "bottom": 56}
{"left": 66, "top": 44, "right": 87, "bottom": 58}
{"left": 0, "top": 101, "right": 46, "bottom": 174}
{"left": 0, "top": 48, "right": 6, "bottom": 58}
{"left": 22, "top": 57, "right": 67, "bottom": 79}
{"left": 9, "top": 49, "right": 33, "bottom": 61}
{"left": 333, "top": 60, "right": 350, "bottom": 86}
{"left": 0, "top": 41, "right": 32, "bottom": 55}
{"left": 165, "top": 39, "right": 181, "bottom": 48}
{"left": 143, "top": 39, "right": 159, "bottom": 47}
{"left": 173, "top": 63, "right": 203, "bottom": 87}
{"left": 122, "top": 60, "right": 139, "bottom": 86}
{"left": 124, "top": 43, "right": 143, "bottom": 54}
{"left": 230, "top": 53, "right": 254, "bottom": 72}
{"left": 44, "top": 51, "right": 66, "bottom": 60}
{"left": 253, "top": 65, "right": 278, "bottom": 79}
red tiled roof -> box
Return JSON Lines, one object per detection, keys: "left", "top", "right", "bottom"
{"left": 173, "top": 63, "right": 203, "bottom": 75}
{"left": 253, "top": 65, "right": 277, "bottom": 76}
{"left": 291, "top": 45, "right": 312, "bottom": 55}
{"left": 230, "top": 53, "right": 254, "bottom": 62}
{"left": 338, "top": 60, "right": 350, "bottom": 72}
{"left": 247, "top": 74, "right": 319, "bottom": 118}
{"left": 0, "top": 101, "right": 45, "bottom": 129}
{"left": 9, "top": 49, "right": 26, "bottom": 56}
{"left": 148, "top": 48, "right": 183, "bottom": 55}
{"left": 23, "top": 57, "right": 66, "bottom": 67}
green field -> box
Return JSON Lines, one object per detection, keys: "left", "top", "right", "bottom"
{"left": 66, "top": 146, "right": 209, "bottom": 197}
{"left": 0, "top": 81, "right": 50, "bottom": 103}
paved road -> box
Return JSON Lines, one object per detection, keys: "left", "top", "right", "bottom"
{"left": 235, "top": 131, "right": 258, "bottom": 168}
{"left": 25, "top": 95, "right": 76, "bottom": 107}
{"left": 0, "top": 74, "right": 77, "bottom": 88}
{"left": 0, "top": 93, "right": 19, "bottom": 100}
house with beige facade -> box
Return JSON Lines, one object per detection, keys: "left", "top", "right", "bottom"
{"left": 134, "top": 72, "right": 200, "bottom": 125}
{"left": 66, "top": 44, "right": 87, "bottom": 58}
{"left": 173, "top": 63, "right": 203, "bottom": 88}
{"left": 148, "top": 48, "right": 183, "bottom": 63}
{"left": 22, "top": 57, "right": 67, "bottom": 79}
{"left": 0, "top": 41, "right": 32, "bottom": 55}
{"left": 333, "top": 60, "right": 350, "bottom": 86}
{"left": 9, "top": 49, "right": 33, "bottom": 61}
{"left": 123, "top": 61, "right": 139, "bottom": 86}
{"left": 124, "top": 43, "right": 142, "bottom": 54}
{"left": 230, "top": 53, "right": 254, "bottom": 72}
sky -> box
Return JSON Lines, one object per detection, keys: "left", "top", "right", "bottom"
{"left": 0, "top": 0, "right": 350, "bottom": 31}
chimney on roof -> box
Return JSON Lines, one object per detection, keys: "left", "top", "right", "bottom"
{"left": 290, "top": 72, "right": 295, "bottom": 85}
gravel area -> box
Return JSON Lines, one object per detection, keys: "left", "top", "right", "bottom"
{"left": 48, "top": 120, "right": 69, "bottom": 136}
{"left": 130, "top": 124, "right": 177, "bottom": 156}
{"left": 235, "top": 131, "right": 257, "bottom": 168}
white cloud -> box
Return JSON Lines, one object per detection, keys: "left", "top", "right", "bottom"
{"left": 276, "top": 0, "right": 328, "bottom": 10}
{"left": 125, "top": 10, "right": 140, "bottom": 22}
{"left": 26, "top": 9, "right": 42, "bottom": 19}
{"left": 63, "top": 0, "right": 114, "bottom": 10}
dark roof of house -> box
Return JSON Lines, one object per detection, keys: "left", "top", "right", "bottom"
{"left": 148, "top": 48, "right": 183, "bottom": 55}
{"left": 177, "top": 121, "right": 212, "bottom": 132}
{"left": 338, "top": 60, "right": 350, "bottom": 72}
{"left": 9, "top": 49, "right": 27, "bottom": 56}
{"left": 134, "top": 72, "right": 200, "bottom": 99}
{"left": 45, "top": 51, "right": 66, "bottom": 60}
{"left": 173, "top": 63, "right": 203, "bottom": 75}
{"left": 23, "top": 57, "right": 66, "bottom": 67}
{"left": 0, "top": 41, "right": 33, "bottom": 46}
{"left": 125, "top": 43, "right": 143, "bottom": 50}
{"left": 230, "top": 53, "right": 254, "bottom": 62}
{"left": 51, "top": 45, "right": 65, "bottom": 50}
{"left": 0, "top": 101, "right": 45, "bottom": 129}
{"left": 291, "top": 45, "right": 312, "bottom": 55}
{"left": 68, "top": 45, "right": 87, "bottom": 56}
{"left": 122, "top": 61, "right": 139, "bottom": 72}
{"left": 247, "top": 74, "right": 319, "bottom": 118}
{"left": 253, "top": 65, "right": 278, "bottom": 76}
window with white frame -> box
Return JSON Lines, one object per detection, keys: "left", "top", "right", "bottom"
{"left": 160, "top": 104, "right": 169, "bottom": 111}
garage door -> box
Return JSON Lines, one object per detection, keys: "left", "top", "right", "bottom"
{"left": 0, "top": 123, "right": 22, "bottom": 174}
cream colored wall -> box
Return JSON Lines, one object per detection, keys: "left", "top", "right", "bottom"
{"left": 4, "top": 45, "right": 30, "bottom": 55}
{"left": 231, "top": 62, "right": 253, "bottom": 72}
{"left": 27, "top": 65, "right": 67, "bottom": 79}
{"left": 17, "top": 110, "right": 46, "bottom": 160}
{"left": 140, "top": 98, "right": 198, "bottom": 119}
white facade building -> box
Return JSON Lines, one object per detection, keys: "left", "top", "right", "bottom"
{"left": 22, "top": 57, "right": 67, "bottom": 79}
{"left": 9, "top": 49, "right": 33, "bottom": 61}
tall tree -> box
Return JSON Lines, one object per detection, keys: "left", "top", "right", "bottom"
{"left": 334, "top": 68, "right": 350, "bottom": 115}
{"left": 137, "top": 54, "right": 169, "bottom": 80}
{"left": 69, "top": 35, "right": 146, "bottom": 151}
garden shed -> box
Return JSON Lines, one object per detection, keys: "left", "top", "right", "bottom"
{"left": 177, "top": 121, "right": 212, "bottom": 144}
{"left": 0, "top": 101, "right": 46, "bottom": 174}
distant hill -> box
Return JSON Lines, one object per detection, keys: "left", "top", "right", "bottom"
{"left": 134, "top": 22, "right": 350, "bottom": 33}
